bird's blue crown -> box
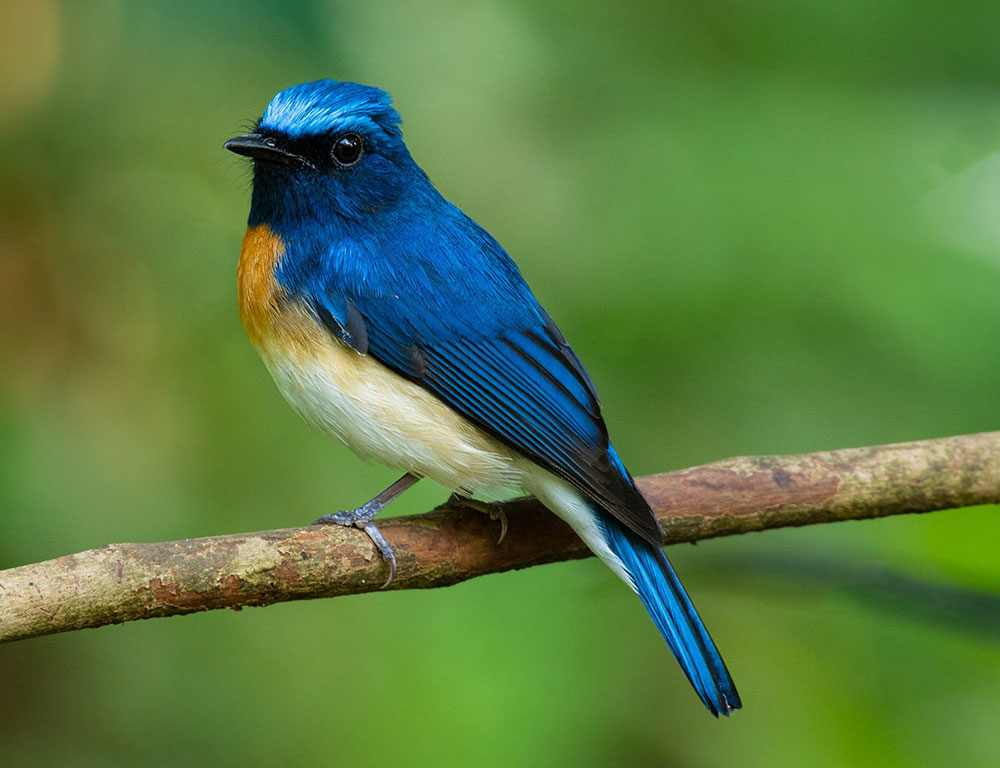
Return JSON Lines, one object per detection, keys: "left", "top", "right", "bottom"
{"left": 258, "top": 80, "right": 402, "bottom": 139}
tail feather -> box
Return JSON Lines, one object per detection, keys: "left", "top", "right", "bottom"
{"left": 599, "top": 511, "right": 741, "bottom": 717}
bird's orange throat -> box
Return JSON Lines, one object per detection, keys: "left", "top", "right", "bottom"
{"left": 237, "top": 224, "right": 286, "bottom": 348}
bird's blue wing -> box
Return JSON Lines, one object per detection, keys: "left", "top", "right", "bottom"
{"left": 298, "top": 208, "right": 661, "bottom": 546}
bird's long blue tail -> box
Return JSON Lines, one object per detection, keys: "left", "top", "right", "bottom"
{"left": 597, "top": 509, "right": 741, "bottom": 717}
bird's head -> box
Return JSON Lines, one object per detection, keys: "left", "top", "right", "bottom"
{"left": 226, "top": 80, "right": 419, "bottom": 228}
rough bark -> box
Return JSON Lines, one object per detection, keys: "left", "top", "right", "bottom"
{"left": 2, "top": 431, "right": 997, "bottom": 644}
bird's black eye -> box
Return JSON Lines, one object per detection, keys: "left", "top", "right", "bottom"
{"left": 332, "top": 133, "right": 364, "bottom": 166}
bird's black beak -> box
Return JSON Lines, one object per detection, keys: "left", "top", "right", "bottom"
{"left": 223, "top": 133, "right": 314, "bottom": 169}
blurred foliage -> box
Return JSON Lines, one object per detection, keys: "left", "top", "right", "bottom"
{"left": 2, "top": 0, "right": 999, "bottom": 765}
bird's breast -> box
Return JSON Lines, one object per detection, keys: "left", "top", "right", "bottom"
{"left": 237, "top": 224, "right": 287, "bottom": 349}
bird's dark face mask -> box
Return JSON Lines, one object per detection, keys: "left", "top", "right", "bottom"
{"left": 227, "top": 123, "right": 413, "bottom": 228}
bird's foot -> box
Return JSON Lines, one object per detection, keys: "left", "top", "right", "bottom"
{"left": 448, "top": 493, "right": 508, "bottom": 544}
{"left": 314, "top": 502, "right": 396, "bottom": 589}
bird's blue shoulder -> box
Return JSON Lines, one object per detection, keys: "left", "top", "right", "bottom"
{"left": 277, "top": 187, "right": 539, "bottom": 345}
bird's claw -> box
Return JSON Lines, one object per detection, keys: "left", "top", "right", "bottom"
{"left": 361, "top": 521, "right": 397, "bottom": 589}
{"left": 313, "top": 505, "right": 396, "bottom": 589}
{"left": 448, "top": 494, "right": 508, "bottom": 544}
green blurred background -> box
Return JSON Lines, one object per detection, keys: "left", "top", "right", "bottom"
{"left": 2, "top": 1, "right": 999, "bottom": 765}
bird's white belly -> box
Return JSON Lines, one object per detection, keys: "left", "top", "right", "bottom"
{"left": 259, "top": 333, "right": 523, "bottom": 497}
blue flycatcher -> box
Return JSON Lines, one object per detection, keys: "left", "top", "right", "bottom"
{"left": 225, "top": 80, "right": 739, "bottom": 716}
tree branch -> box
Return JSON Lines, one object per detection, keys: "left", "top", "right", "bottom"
{"left": 2, "top": 431, "right": 998, "bottom": 644}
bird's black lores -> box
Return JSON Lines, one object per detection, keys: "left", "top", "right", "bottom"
{"left": 226, "top": 79, "right": 740, "bottom": 716}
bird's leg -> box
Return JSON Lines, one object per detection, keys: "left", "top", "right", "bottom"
{"left": 314, "top": 473, "right": 420, "bottom": 588}
{"left": 447, "top": 493, "right": 509, "bottom": 544}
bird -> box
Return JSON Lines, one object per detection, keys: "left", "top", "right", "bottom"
{"left": 224, "top": 79, "right": 740, "bottom": 716}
